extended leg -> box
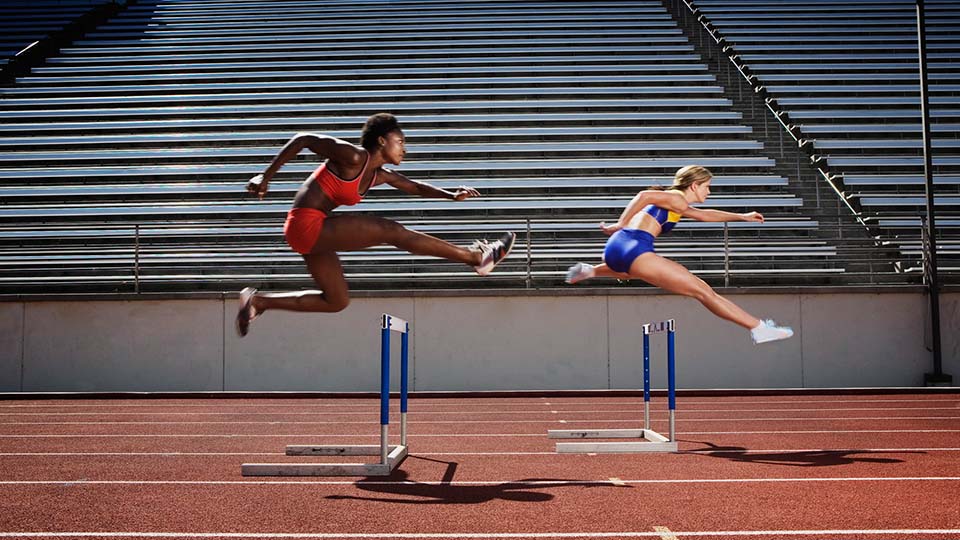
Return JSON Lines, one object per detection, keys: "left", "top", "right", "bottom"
{"left": 628, "top": 253, "right": 760, "bottom": 330}
{"left": 313, "top": 215, "right": 481, "bottom": 265}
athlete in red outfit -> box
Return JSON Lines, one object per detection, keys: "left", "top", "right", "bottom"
{"left": 236, "top": 113, "right": 514, "bottom": 337}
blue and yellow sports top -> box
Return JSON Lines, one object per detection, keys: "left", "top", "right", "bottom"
{"left": 640, "top": 204, "right": 681, "bottom": 234}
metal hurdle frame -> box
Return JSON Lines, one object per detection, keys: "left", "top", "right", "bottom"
{"left": 548, "top": 319, "right": 678, "bottom": 453}
{"left": 241, "top": 314, "right": 410, "bottom": 476}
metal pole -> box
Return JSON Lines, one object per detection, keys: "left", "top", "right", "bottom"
{"left": 667, "top": 320, "right": 676, "bottom": 442}
{"left": 134, "top": 225, "right": 140, "bottom": 294}
{"left": 916, "top": 0, "right": 949, "bottom": 385}
{"left": 380, "top": 322, "right": 390, "bottom": 464}
{"left": 723, "top": 222, "right": 730, "bottom": 287}
{"left": 525, "top": 218, "right": 532, "bottom": 288}
{"left": 400, "top": 324, "right": 409, "bottom": 447}
{"left": 642, "top": 326, "right": 651, "bottom": 430}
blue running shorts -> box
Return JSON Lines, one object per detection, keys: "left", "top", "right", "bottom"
{"left": 603, "top": 228, "right": 656, "bottom": 273}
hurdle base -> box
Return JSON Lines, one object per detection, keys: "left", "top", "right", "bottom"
{"left": 549, "top": 428, "right": 677, "bottom": 453}
{"left": 241, "top": 444, "right": 408, "bottom": 477}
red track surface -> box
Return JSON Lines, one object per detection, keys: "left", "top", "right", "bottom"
{"left": 1, "top": 393, "right": 959, "bottom": 539}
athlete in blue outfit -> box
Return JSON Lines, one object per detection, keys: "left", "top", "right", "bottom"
{"left": 566, "top": 165, "right": 793, "bottom": 344}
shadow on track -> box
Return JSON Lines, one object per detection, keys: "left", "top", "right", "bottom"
{"left": 682, "top": 440, "right": 924, "bottom": 467}
{"left": 325, "top": 456, "right": 624, "bottom": 505}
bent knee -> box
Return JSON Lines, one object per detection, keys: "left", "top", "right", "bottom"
{"left": 379, "top": 219, "right": 408, "bottom": 241}
{"left": 329, "top": 296, "right": 350, "bottom": 312}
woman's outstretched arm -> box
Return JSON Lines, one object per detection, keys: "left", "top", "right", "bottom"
{"left": 247, "top": 133, "right": 357, "bottom": 199}
{"left": 683, "top": 207, "right": 764, "bottom": 223}
{"left": 379, "top": 169, "right": 480, "bottom": 200}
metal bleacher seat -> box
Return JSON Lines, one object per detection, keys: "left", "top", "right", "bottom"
{"left": 0, "top": 0, "right": 843, "bottom": 293}
{"left": 691, "top": 0, "right": 960, "bottom": 280}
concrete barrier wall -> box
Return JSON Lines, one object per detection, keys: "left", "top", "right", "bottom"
{"left": 0, "top": 303, "right": 23, "bottom": 391}
{"left": 0, "top": 291, "right": 957, "bottom": 392}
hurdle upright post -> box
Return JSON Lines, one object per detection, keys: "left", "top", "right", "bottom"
{"left": 241, "top": 314, "right": 411, "bottom": 476}
{"left": 401, "top": 323, "right": 409, "bottom": 447}
{"left": 643, "top": 327, "right": 651, "bottom": 430}
{"left": 667, "top": 319, "right": 676, "bottom": 442}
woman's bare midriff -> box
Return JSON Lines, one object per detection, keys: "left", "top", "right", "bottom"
{"left": 292, "top": 178, "right": 338, "bottom": 214}
{"left": 626, "top": 213, "right": 663, "bottom": 237}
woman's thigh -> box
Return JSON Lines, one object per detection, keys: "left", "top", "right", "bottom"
{"left": 629, "top": 253, "right": 710, "bottom": 297}
{"left": 303, "top": 250, "right": 349, "bottom": 304}
{"left": 311, "top": 214, "right": 405, "bottom": 252}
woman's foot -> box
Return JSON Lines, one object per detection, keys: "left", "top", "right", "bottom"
{"left": 473, "top": 232, "right": 516, "bottom": 276}
{"left": 565, "top": 262, "right": 595, "bottom": 284}
{"left": 750, "top": 319, "right": 794, "bottom": 344}
{"left": 235, "top": 287, "right": 259, "bottom": 337}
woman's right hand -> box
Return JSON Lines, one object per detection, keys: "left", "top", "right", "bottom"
{"left": 600, "top": 221, "right": 622, "bottom": 236}
{"left": 247, "top": 174, "right": 268, "bottom": 200}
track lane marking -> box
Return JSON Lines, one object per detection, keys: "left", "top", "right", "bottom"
{"left": 2, "top": 429, "right": 959, "bottom": 438}
{"left": 2, "top": 447, "right": 960, "bottom": 457}
{"left": 1, "top": 528, "right": 960, "bottom": 537}
{"left": 654, "top": 526, "right": 678, "bottom": 540}
{"left": 2, "top": 406, "right": 957, "bottom": 415}
{"left": 2, "top": 397, "right": 956, "bottom": 408}
{"left": 4, "top": 415, "right": 959, "bottom": 425}
{"left": 0, "top": 476, "right": 957, "bottom": 486}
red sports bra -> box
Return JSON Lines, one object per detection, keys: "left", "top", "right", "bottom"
{"left": 312, "top": 153, "right": 376, "bottom": 207}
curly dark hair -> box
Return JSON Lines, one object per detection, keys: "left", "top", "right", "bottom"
{"left": 360, "top": 113, "right": 401, "bottom": 151}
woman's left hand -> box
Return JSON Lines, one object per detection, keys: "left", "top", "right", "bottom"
{"left": 452, "top": 186, "right": 481, "bottom": 200}
{"left": 600, "top": 221, "right": 623, "bottom": 235}
{"left": 742, "top": 211, "right": 764, "bottom": 223}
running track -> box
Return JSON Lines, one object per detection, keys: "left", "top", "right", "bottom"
{"left": 0, "top": 392, "right": 958, "bottom": 539}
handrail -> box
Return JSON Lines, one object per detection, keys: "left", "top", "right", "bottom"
{"left": 30, "top": 217, "right": 947, "bottom": 295}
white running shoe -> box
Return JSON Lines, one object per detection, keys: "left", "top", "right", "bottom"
{"left": 235, "top": 287, "right": 258, "bottom": 337}
{"left": 565, "top": 262, "right": 595, "bottom": 284}
{"left": 473, "top": 232, "right": 516, "bottom": 276}
{"left": 750, "top": 319, "right": 794, "bottom": 344}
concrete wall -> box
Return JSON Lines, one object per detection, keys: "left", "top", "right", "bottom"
{"left": 0, "top": 303, "right": 23, "bottom": 392}
{"left": 21, "top": 300, "right": 224, "bottom": 392}
{"left": 0, "top": 290, "right": 957, "bottom": 392}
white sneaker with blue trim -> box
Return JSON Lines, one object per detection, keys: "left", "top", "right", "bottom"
{"left": 751, "top": 319, "right": 794, "bottom": 344}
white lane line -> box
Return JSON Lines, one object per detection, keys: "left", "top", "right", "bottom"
{"left": 1, "top": 406, "right": 956, "bottom": 415}
{"left": 0, "top": 477, "right": 958, "bottom": 486}
{"left": 0, "top": 529, "right": 959, "bottom": 538}
{"left": 1, "top": 397, "right": 957, "bottom": 408}
{"left": 3, "top": 415, "right": 959, "bottom": 425}
{"left": 653, "top": 526, "right": 679, "bottom": 540}
{"left": 0, "top": 451, "right": 554, "bottom": 457}
{"left": 1, "top": 429, "right": 959, "bottom": 439}
{"left": 1, "top": 448, "right": 959, "bottom": 457}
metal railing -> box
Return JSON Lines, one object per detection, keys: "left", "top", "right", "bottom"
{"left": 3, "top": 217, "right": 942, "bottom": 296}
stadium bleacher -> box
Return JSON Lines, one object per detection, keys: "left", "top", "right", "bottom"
{"left": 688, "top": 0, "right": 960, "bottom": 277}
{"left": 3, "top": 0, "right": 954, "bottom": 294}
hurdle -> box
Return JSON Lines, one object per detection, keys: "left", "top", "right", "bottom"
{"left": 241, "top": 313, "right": 410, "bottom": 476}
{"left": 548, "top": 318, "right": 677, "bottom": 453}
